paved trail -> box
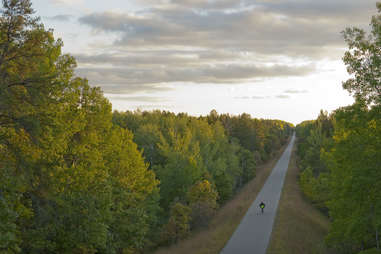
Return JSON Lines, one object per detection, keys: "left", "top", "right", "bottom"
{"left": 220, "top": 134, "right": 295, "bottom": 254}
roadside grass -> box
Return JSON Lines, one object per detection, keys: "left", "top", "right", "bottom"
{"left": 153, "top": 142, "right": 289, "bottom": 254}
{"left": 267, "top": 140, "right": 333, "bottom": 254}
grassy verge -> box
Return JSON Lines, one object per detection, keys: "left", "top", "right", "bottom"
{"left": 153, "top": 142, "right": 290, "bottom": 254}
{"left": 266, "top": 139, "right": 332, "bottom": 254}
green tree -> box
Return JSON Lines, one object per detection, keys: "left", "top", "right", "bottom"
{"left": 238, "top": 148, "right": 256, "bottom": 185}
{"left": 325, "top": 103, "right": 381, "bottom": 252}
{"left": 186, "top": 180, "right": 218, "bottom": 228}
{"left": 0, "top": 0, "right": 77, "bottom": 251}
{"left": 342, "top": 3, "right": 381, "bottom": 106}
{"left": 155, "top": 127, "right": 204, "bottom": 209}
{"left": 161, "top": 203, "right": 192, "bottom": 244}
{"left": 0, "top": 1, "right": 161, "bottom": 253}
{"left": 323, "top": 4, "right": 381, "bottom": 252}
{"left": 104, "top": 126, "right": 160, "bottom": 253}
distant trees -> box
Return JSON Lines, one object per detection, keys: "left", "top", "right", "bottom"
{"left": 296, "top": 111, "right": 332, "bottom": 211}
{"left": 297, "top": 105, "right": 380, "bottom": 253}
{"left": 113, "top": 110, "right": 293, "bottom": 244}
{"left": 296, "top": 3, "right": 381, "bottom": 253}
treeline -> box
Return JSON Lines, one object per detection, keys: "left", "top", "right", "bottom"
{"left": 112, "top": 110, "right": 292, "bottom": 244}
{"left": 0, "top": 1, "right": 293, "bottom": 253}
{"left": 296, "top": 3, "right": 381, "bottom": 254}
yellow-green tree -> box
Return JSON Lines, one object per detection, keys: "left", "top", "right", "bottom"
{"left": 0, "top": 1, "right": 160, "bottom": 253}
{"left": 324, "top": 3, "right": 381, "bottom": 252}
{"left": 325, "top": 103, "right": 381, "bottom": 252}
{"left": 187, "top": 180, "right": 218, "bottom": 228}
{"left": 161, "top": 202, "right": 192, "bottom": 244}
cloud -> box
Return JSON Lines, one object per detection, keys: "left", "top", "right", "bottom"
{"left": 75, "top": 0, "right": 377, "bottom": 92}
{"left": 276, "top": 94, "right": 291, "bottom": 99}
{"left": 79, "top": 0, "right": 377, "bottom": 55}
{"left": 259, "top": 0, "right": 376, "bottom": 24}
{"left": 235, "top": 96, "right": 251, "bottom": 99}
{"left": 234, "top": 95, "right": 270, "bottom": 99}
{"left": 50, "top": 0, "right": 84, "bottom": 5}
{"left": 252, "top": 95, "right": 267, "bottom": 99}
{"left": 136, "top": 0, "right": 376, "bottom": 23}
{"left": 284, "top": 89, "right": 308, "bottom": 94}
{"left": 46, "top": 14, "right": 73, "bottom": 22}
{"left": 75, "top": 63, "right": 315, "bottom": 93}
{"left": 104, "top": 95, "right": 165, "bottom": 102}
{"left": 136, "top": 0, "right": 240, "bottom": 9}
{"left": 135, "top": 104, "right": 174, "bottom": 109}
{"left": 79, "top": 8, "right": 344, "bottom": 57}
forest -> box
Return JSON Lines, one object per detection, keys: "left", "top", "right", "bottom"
{"left": 0, "top": 1, "right": 293, "bottom": 253}
{"left": 296, "top": 4, "right": 381, "bottom": 254}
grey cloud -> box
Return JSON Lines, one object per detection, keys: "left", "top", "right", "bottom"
{"left": 46, "top": 14, "right": 73, "bottom": 22}
{"left": 136, "top": 0, "right": 241, "bottom": 10}
{"left": 284, "top": 89, "right": 308, "bottom": 94}
{"left": 75, "top": 0, "right": 377, "bottom": 92}
{"left": 49, "top": 0, "right": 84, "bottom": 5}
{"left": 259, "top": 0, "right": 377, "bottom": 24}
{"left": 75, "top": 63, "right": 315, "bottom": 93}
{"left": 75, "top": 50, "right": 244, "bottom": 67}
{"left": 137, "top": 0, "right": 376, "bottom": 21}
{"left": 78, "top": 6, "right": 351, "bottom": 58}
{"left": 75, "top": 67, "right": 173, "bottom": 93}
{"left": 76, "top": 52, "right": 198, "bottom": 66}
{"left": 252, "top": 95, "right": 268, "bottom": 99}
{"left": 104, "top": 95, "right": 165, "bottom": 102}
{"left": 235, "top": 95, "right": 267, "bottom": 99}
{"left": 135, "top": 104, "right": 174, "bottom": 110}
{"left": 97, "top": 84, "right": 171, "bottom": 94}
{"left": 276, "top": 94, "right": 291, "bottom": 99}
{"left": 235, "top": 96, "right": 251, "bottom": 99}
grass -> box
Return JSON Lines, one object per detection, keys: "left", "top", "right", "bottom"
{"left": 153, "top": 142, "right": 289, "bottom": 254}
{"left": 266, "top": 139, "right": 333, "bottom": 254}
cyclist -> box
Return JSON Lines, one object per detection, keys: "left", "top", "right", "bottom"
{"left": 259, "top": 201, "right": 265, "bottom": 213}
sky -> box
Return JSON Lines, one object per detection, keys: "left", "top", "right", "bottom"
{"left": 32, "top": 0, "right": 378, "bottom": 125}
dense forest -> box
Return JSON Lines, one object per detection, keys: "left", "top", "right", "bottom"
{"left": 0, "top": 1, "right": 293, "bottom": 253}
{"left": 296, "top": 4, "right": 381, "bottom": 254}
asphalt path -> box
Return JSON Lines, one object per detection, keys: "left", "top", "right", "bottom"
{"left": 220, "top": 133, "right": 296, "bottom": 254}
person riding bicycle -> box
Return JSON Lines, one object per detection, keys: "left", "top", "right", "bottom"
{"left": 259, "top": 201, "right": 265, "bottom": 213}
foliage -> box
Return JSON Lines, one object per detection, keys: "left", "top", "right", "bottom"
{"left": 187, "top": 180, "right": 218, "bottom": 228}
{"left": 161, "top": 203, "right": 192, "bottom": 245}
{"left": 325, "top": 103, "right": 381, "bottom": 253}
{"left": 296, "top": 3, "right": 381, "bottom": 253}
{"left": 358, "top": 249, "right": 381, "bottom": 254}
{"left": 295, "top": 110, "right": 333, "bottom": 214}
{"left": 113, "top": 109, "right": 292, "bottom": 247}
{"left": 0, "top": 1, "right": 159, "bottom": 253}
{"left": 341, "top": 3, "right": 381, "bottom": 106}
{"left": 296, "top": 106, "right": 380, "bottom": 253}
{"left": 113, "top": 110, "right": 293, "bottom": 209}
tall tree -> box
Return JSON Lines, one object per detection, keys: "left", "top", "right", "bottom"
{"left": 342, "top": 3, "right": 381, "bottom": 106}
{"left": 0, "top": 1, "right": 160, "bottom": 253}
{"left": 296, "top": 3, "right": 381, "bottom": 252}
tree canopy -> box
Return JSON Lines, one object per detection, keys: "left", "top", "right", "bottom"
{"left": 296, "top": 3, "right": 381, "bottom": 253}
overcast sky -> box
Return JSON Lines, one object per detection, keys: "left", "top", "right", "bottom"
{"left": 33, "top": 0, "right": 378, "bottom": 124}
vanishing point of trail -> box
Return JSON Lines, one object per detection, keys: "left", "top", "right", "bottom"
{"left": 220, "top": 134, "right": 296, "bottom": 254}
